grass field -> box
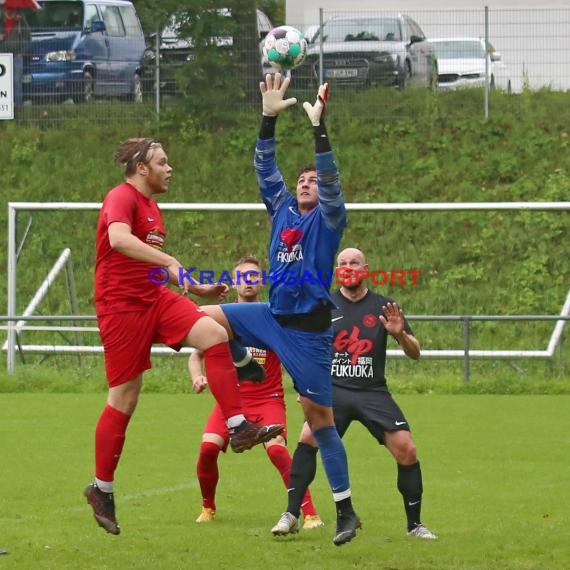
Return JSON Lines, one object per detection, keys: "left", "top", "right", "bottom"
{"left": 1, "top": 390, "right": 568, "bottom": 569}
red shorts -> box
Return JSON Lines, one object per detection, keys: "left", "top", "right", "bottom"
{"left": 203, "top": 396, "right": 287, "bottom": 451}
{"left": 98, "top": 287, "right": 206, "bottom": 387}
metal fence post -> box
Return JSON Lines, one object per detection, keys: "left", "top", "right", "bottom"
{"left": 155, "top": 24, "right": 160, "bottom": 117}
{"left": 318, "top": 8, "right": 324, "bottom": 86}
{"left": 484, "top": 6, "right": 490, "bottom": 119}
{"left": 463, "top": 317, "right": 471, "bottom": 382}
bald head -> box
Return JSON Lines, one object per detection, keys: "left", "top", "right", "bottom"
{"left": 337, "top": 248, "right": 367, "bottom": 267}
{"left": 337, "top": 247, "right": 369, "bottom": 291}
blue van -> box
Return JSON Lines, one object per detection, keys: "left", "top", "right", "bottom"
{"left": 23, "top": 0, "right": 146, "bottom": 103}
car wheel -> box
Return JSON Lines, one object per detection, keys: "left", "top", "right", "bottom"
{"left": 132, "top": 73, "right": 143, "bottom": 103}
{"left": 398, "top": 60, "right": 412, "bottom": 90}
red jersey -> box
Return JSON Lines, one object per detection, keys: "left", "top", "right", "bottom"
{"left": 95, "top": 182, "right": 166, "bottom": 315}
{"left": 239, "top": 347, "right": 283, "bottom": 401}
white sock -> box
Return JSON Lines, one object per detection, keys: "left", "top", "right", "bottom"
{"left": 226, "top": 414, "right": 246, "bottom": 429}
{"left": 95, "top": 478, "right": 114, "bottom": 493}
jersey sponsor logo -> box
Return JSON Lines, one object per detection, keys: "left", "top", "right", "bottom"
{"left": 249, "top": 346, "right": 267, "bottom": 366}
{"left": 276, "top": 246, "right": 303, "bottom": 263}
{"left": 280, "top": 228, "right": 303, "bottom": 252}
{"left": 331, "top": 363, "right": 373, "bottom": 378}
{"left": 146, "top": 229, "right": 165, "bottom": 250}
{"left": 362, "top": 313, "right": 377, "bottom": 328}
{"left": 333, "top": 326, "right": 373, "bottom": 364}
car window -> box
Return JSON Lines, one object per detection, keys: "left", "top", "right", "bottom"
{"left": 431, "top": 40, "right": 486, "bottom": 59}
{"left": 101, "top": 5, "right": 125, "bottom": 37}
{"left": 84, "top": 4, "right": 100, "bottom": 29}
{"left": 119, "top": 5, "right": 142, "bottom": 38}
{"left": 257, "top": 10, "right": 273, "bottom": 35}
{"left": 27, "top": 1, "right": 84, "bottom": 30}
{"left": 402, "top": 18, "right": 416, "bottom": 41}
{"left": 322, "top": 18, "right": 401, "bottom": 43}
{"left": 410, "top": 20, "right": 425, "bottom": 40}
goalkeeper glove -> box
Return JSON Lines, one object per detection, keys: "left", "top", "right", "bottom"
{"left": 259, "top": 73, "right": 297, "bottom": 117}
{"left": 302, "top": 82, "right": 330, "bottom": 126}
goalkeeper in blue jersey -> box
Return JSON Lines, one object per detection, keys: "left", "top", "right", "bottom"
{"left": 203, "top": 73, "right": 360, "bottom": 546}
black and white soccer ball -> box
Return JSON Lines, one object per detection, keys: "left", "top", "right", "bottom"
{"left": 263, "top": 25, "right": 307, "bottom": 71}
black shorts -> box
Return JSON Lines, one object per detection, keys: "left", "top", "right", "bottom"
{"left": 332, "top": 384, "right": 410, "bottom": 445}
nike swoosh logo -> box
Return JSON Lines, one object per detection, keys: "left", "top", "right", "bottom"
{"left": 288, "top": 206, "right": 299, "bottom": 215}
{"left": 306, "top": 388, "right": 320, "bottom": 396}
{"left": 395, "top": 420, "right": 407, "bottom": 426}
{"left": 331, "top": 316, "right": 343, "bottom": 323}
{"left": 147, "top": 217, "right": 155, "bottom": 222}
{"left": 408, "top": 500, "right": 420, "bottom": 506}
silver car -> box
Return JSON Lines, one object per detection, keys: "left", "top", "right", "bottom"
{"left": 293, "top": 14, "right": 437, "bottom": 89}
{"left": 428, "top": 37, "right": 508, "bottom": 91}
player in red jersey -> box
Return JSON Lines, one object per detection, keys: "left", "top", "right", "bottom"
{"left": 190, "top": 256, "right": 323, "bottom": 529}
{"left": 84, "top": 138, "right": 284, "bottom": 536}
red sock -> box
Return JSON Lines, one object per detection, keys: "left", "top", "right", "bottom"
{"left": 95, "top": 404, "right": 131, "bottom": 482}
{"left": 203, "top": 342, "right": 243, "bottom": 420}
{"left": 266, "top": 445, "right": 318, "bottom": 517}
{"left": 197, "top": 442, "right": 221, "bottom": 510}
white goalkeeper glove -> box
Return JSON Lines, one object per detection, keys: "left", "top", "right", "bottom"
{"left": 302, "top": 82, "right": 330, "bottom": 126}
{"left": 259, "top": 73, "right": 297, "bottom": 117}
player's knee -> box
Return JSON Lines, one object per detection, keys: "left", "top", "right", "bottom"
{"left": 401, "top": 441, "right": 417, "bottom": 464}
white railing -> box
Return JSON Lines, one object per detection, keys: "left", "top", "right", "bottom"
{"left": 6, "top": 201, "right": 570, "bottom": 375}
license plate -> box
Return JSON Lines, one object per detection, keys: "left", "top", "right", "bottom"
{"left": 325, "top": 68, "right": 358, "bottom": 78}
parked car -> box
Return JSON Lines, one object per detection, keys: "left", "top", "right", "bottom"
{"left": 303, "top": 24, "right": 320, "bottom": 44}
{"left": 23, "top": 0, "right": 146, "bottom": 103}
{"left": 428, "top": 37, "right": 508, "bottom": 90}
{"left": 145, "top": 8, "right": 273, "bottom": 95}
{"left": 292, "top": 14, "right": 437, "bottom": 89}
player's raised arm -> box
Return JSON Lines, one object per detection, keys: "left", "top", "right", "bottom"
{"left": 303, "top": 83, "right": 346, "bottom": 231}
{"left": 254, "top": 73, "right": 297, "bottom": 216}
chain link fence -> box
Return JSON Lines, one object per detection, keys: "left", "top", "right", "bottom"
{"left": 2, "top": 6, "right": 570, "bottom": 124}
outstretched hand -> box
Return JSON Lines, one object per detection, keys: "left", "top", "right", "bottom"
{"left": 259, "top": 73, "right": 297, "bottom": 116}
{"left": 379, "top": 302, "right": 405, "bottom": 336}
{"left": 303, "top": 82, "right": 330, "bottom": 126}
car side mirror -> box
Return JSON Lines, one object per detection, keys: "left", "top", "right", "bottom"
{"left": 409, "top": 34, "right": 423, "bottom": 44}
{"left": 89, "top": 20, "right": 106, "bottom": 34}
{"left": 490, "top": 51, "right": 502, "bottom": 62}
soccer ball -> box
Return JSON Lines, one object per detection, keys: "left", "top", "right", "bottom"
{"left": 263, "top": 25, "right": 307, "bottom": 71}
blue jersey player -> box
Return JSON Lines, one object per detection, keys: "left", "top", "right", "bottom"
{"left": 204, "top": 73, "right": 360, "bottom": 546}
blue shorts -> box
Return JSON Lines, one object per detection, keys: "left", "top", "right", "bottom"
{"left": 221, "top": 302, "right": 333, "bottom": 406}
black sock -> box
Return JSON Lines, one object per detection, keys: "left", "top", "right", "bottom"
{"left": 286, "top": 443, "right": 318, "bottom": 518}
{"left": 397, "top": 461, "right": 423, "bottom": 531}
{"left": 335, "top": 496, "right": 355, "bottom": 518}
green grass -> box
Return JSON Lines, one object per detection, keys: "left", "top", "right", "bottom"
{"left": 1, "top": 391, "right": 569, "bottom": 569}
